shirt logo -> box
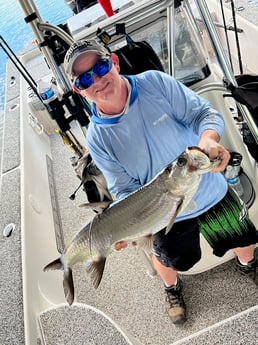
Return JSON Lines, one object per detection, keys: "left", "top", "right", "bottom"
{"left": 153, "top": 113, "right": 169, "bottom": 126}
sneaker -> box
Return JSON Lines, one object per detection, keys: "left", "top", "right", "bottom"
{"left": 165, "top": 278, "right": 187, "bottom": 324}
{"left": 235, "top": 257, "right": 258, "bottom": 286}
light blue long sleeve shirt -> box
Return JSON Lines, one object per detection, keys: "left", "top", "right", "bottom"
{"left": 86, "top": 70, "right": 228, "bottom": 221}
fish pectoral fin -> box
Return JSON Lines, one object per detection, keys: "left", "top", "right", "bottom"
{"left": 182, "top": 200, "right": 196, "bottom": 214}
{"left": 85, "top": 257, "right": 106, "bottom": 289}
{"left": 165, "top": 214, "right": 178, "bottom": 235}
{"left": 63, "top": 268, "right": 75, "bottom": 306}
{"left": 78, "top": 201, "right": 112, "bottom": 214}
{"left": 165, "top": 197, "right": 184, "bottom": 235}
{"left": 136, "top": 235, "right": 153, "bottom": 253}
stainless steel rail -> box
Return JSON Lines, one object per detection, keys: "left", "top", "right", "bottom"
{"left": 167, "top": 4, "right": 175, "bottom": 76}
{"left": 195, "top": 0, "right": 258, "bottom": 143}
{"left": 18, "top": 0, "right": 73, "bottom": 93}
{"left": 74, "top": 0, "right": 174, "bottom": 40}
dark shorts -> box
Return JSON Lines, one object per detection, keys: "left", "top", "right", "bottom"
{"left": 152, "top": 187, "right": 257, "bottom": 271}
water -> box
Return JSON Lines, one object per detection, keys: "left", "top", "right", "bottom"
{"left": 0, "top": 0, "right": 73, "bottom": 111}
{"left": 0, "top": 0, "right": 72, "bottom": 172}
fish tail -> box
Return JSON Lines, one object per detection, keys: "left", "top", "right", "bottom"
{"left": 63, "top": 268, "right": 74, "bottom": 306}
{"left": 44, "top": 258, "right": 75, "bottom": 306}
{"left": 43, "top": 258, "right": 63, "bottom": 271}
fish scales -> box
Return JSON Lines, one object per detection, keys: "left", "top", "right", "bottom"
{"left": 44, "top": 147, "right": 221, "bottom": 305}
{"left": 66, "top": 173, "right": 175, "bottom": 265}
{"left": 90, "top": 172, "right": 175, "bottom": 250}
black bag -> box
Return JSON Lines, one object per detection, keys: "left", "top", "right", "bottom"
{"left": 227, "top": 74, "right": 258, "bottom": 124}
{"left": 226, "top": 74, "right": 258, "bottom": 162}
{"left": 113, "top": 35, "right": 164, "bottom": 75}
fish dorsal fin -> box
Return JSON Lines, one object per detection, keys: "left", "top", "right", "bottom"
{"left": 165, "top": 197, "right": 184, "bottom": 235}
{"left": 85, "top": 257, "right": 106, "bottom": 289}
{"left": 78, "top": 201, "right": 112, "bottom": 214}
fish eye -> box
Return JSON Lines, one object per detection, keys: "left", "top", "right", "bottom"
{"left": 177, "top": 156, "right": 187, "bottom": 167}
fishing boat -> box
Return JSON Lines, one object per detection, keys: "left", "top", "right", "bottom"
{"left": 0, "top": 0, "right": 257, "bottom": 344}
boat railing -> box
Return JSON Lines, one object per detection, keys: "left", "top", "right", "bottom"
{"left": 18, "top": 0, "right": 73, "bottom": 94}
{"left": 194, "top": 81, "right": 257, "bottom": 195}
{"left": 71, "top": 0, "right": 173, "bottom": 40}
{"left": 194, "top": 0, "right": 258, "bottom": 143}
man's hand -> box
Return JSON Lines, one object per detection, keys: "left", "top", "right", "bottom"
{"left": 198, "top": 130, "right": 230, "bottom": 172}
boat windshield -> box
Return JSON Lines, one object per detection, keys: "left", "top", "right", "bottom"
{"left": 173, "top": 5, "right": 210, "bottom": 85}
{"left": 67, "top": 1, "right": 210, "bottom": 87}
{"left": 122, "top": 4, "right": 210, "bottom": 86}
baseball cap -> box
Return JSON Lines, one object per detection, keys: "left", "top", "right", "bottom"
{"left": 64, "top": 39, "right": 110, "bottom": 80}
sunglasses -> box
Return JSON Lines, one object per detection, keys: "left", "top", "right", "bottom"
{"left": 74, "top": 58, "right": 112, "bottom": 90}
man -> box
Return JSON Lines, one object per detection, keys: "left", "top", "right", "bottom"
{"left": 64, "top": 39, "right": 258, "bottom": 324}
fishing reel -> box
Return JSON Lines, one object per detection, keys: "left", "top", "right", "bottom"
{"left": 69, "top": 153, "right": 113, "bottom": 207}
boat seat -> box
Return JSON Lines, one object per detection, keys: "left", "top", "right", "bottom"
{"left": 112, "top": 38, "right": 164, "bottom": 74}
{"left": 38, "top": 303, "right": 143, "bottom": 345}
{"left": 96, "top": 23, "right": 164, "bottom": 74}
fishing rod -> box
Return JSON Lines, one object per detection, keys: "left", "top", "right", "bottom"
{"left": 230, "top": 0, "right": 243, "bottom": 74}
{"left": 0, "top": 35, "right": 43, "bottom": 103}
{"left": 1, "top": 35, "right": 87, "bottom": 156}
{"left": 219, "top": 0, "right": 234, "bottom": 72}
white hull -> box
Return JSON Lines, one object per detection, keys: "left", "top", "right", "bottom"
{"left": 1, "top": 0, "right": 257, "bottom": 344}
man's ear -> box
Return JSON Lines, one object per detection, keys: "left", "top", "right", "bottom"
{"left": 111, "top": 53, "right": 120, "bottom": 73}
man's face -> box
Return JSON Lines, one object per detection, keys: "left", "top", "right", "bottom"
{"left": 72, "top": 52, "right": 121, "bottom": 105}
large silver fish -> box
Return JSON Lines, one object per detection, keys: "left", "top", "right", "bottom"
{"left": 44, "top": 147, "right": 220, "bottom": 305}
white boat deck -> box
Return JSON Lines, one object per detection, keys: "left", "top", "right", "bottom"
{"left": 0, "top": 0, "right": 258, "bottom": 344}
